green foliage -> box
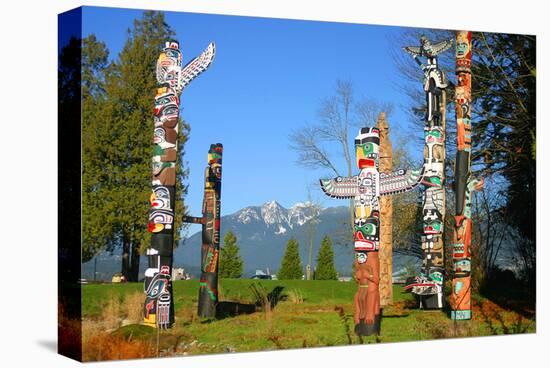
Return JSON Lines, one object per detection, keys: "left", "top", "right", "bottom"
{"left": 81, "top": 12, "right": 190, "bottom": 277}
{"left": 472, "top": 33, "right": 536, "bottom": 243}
{"left": 219, "top": 230, "right": 244, "bottom": 278}
{"left": 82, "top": 34, "right": 109, "bottom": 99}
{"left": 315, "top": 236, "right": 337, "bottom": 280}
{"left": 278, "top": 238, "right": 303, "bottom": 280}
{"left": 391, "top": 141, "right": 422, "bottom": 256}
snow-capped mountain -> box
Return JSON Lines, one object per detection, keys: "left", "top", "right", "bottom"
{"left": 231, "top": 200, "right": 318, "bottom": 235}
{"left": 174, "top": 200, "right": 354, "bottom": 274}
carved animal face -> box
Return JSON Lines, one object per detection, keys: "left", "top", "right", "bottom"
{"left": 355, "top": 127, "right": 380, "bottom": 169}
{"left": 157, "top": 42, "right": 183, "bottom": 87}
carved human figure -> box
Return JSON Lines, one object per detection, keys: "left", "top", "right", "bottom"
{"left": 321, "top": 127, "right": 422, "bottom": 335}
{"left": 353, "top": 251, "right": 381, "bottom": 335}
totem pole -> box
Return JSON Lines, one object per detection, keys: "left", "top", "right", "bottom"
{"left": 183, "top": 144, "right": 223, "bottom": 319}
{"left": 402, "top": 36, "right": 452, "bottom": 309}
{"left": 144, "top": 40, "right": 215, "bottom": 329}
{"left": 320, "top": 127, "right": 423, "bottom": 336}
{"left": 450, "top": 31, "right": 483, "bottom": 320}
{"left": 377, "top": 113, "right": 394, "bottom": 307}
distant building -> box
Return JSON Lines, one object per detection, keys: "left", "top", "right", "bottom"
{"left": 111, "top": 273, "right": 126, "bottom": 283}
{"left": 250, "top": 269, "right": 274, "bottom": 280}
{"left": 172, "top": 267, "right": 190, "bottom": 280}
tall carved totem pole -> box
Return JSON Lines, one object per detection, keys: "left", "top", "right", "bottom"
{"left": 183, "top": 144, "right": 223, "bottom": 319}
{"left": 450, "top": 31, "right": 483, "bottom": 320}
{"left": 144, "top": 40, "right": 215, "bottom": 329}
{"left": 403, "top": 36, "right": 452, "bottom": 309}
{"left": 320, "top": 128, "right": 423, "bottom": 336}
{"left": 377, "top": 113, "right": 394, "bottom": 307}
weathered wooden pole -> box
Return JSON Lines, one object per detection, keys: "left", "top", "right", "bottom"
{"left": 403, "top": 36, "right": 452, "bottom": 309}
{"left": 183, "top": 144, "right": 223, "bottom": 319}
{"left": 377, "top": 113, "right": 394, "bottom": 307}
{"left": 144, "top": 40, "right": 215, "bottom": 329}
{"left": 320, "top": 128, "right": 423, "bottom": 336}
{"left": 450, "top": 31, "right": 483, "bottom": 320}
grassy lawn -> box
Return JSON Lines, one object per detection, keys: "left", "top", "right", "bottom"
{"left": 80, "top": 279, "right": 535, "bottom": 360}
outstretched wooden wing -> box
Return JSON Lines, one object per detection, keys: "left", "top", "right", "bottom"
{"left": 319, "top": 176, "right": 360, "bottom": 199}
{"left": 380, "top": 168, "right": 423, "bottom": 196}
{"left": 403, "top": 45, "right": 422, "bottom": 57}
{"left": 431, "top": 39, "right": 453, "bottom": 55}
{"left": 179, "top": 42, "right": 216, "bottom": 92}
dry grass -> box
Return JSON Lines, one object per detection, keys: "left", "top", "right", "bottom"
{"left": 101, "top": 294, "right": 123, "bottom": 330}
{"left": 287, "top": 289, "right": 304, "bottom": 304}
{"left": 81, "top": 292, "right": 157, "bottom": 362}
{"left": 122, "top": 291, "right": 144, "bottom": 324}
{"left": 83, "top": 332, "right": 156, "bottom": 361}
{"left": 249, "top": 283, "right": 272, "bottom": 319}
{"left": 417, "top": 315, "right": 475, "bottom": 339}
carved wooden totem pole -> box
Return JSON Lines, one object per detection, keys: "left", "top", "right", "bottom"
{"left": 377, "top": 113, "right": 394, "bottom": 307}
{"left": 403, "top": 36, "right": 452, "bottom": 309}
{"left": 144, "top": 40, "right": 215, "bottom": 329}
{"left": 320, "top": 128, "right": 423, "bottom": 336}
{"left": 183, "top": 144, "right": 223, "bottom": 319}
{"left": 450, "top": 31, "right": 483, "bottom": 320}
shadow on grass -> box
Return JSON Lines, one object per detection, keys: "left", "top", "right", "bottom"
{"left": 211, "top": 285, "right": 286, "bottom": 320}
{"left": 215, "top": 301, "right": 256, "bottom": 319}
{"left": 383, "top": 314, "right": 410, "bottom": 319}
{"left": 249, "top": 284, "right": 285, "bottom": 310}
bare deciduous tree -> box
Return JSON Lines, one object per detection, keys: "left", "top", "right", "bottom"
{"left": 289, "top": 79, "right": 394, "bottom": 237}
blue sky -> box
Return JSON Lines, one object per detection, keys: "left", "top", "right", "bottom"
{"left": 82, "top": 6, "right": 428, "bottom": 221}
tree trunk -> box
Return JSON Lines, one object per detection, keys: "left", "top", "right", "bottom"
{"left": 377, "top": 113, "right": 393, "bottom": 307}
{"left": 128, "top": 241, "right": 140, "bottom": 282}
{"left": 121, "top": 237, "right": 130, "bottom": 280}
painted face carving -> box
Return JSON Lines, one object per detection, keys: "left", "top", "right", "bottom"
{"left": 353, "top": 210, "right": 380, "bottom": 251}
{"left": 207, "top": 144, "right": 223, "bottom": 180}
{"left": 425, "top": 127, "right": 444, "bottom": 144}
{"left": 157, "top": 44, "right": 183, "bottom": 86}
{"left": 150, "top": 186, "right": 171, "bottom": 209}
{"left": 429, "top": 271, "right": 444, "bottom": 284}
{"left": 453, "top": 259, "right": 471, "bottom": 274}
{"left": 423, "top": 220, "right": 443, "bottom": 234}
{"left": 355, "top": 128, "right": 380, "bottom": 169}
{"left": 456, "top": 32, "right": 470, "bottom": 59}
{"left": 154, "top": 90, "right": 179, "bottom": 114}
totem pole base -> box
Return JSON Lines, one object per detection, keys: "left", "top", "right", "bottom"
{"left": 419, "top": 293, "right": 444, "bottom": 310}
{"left": 198, "top": 273, "right": 219, "bottom": 319}
{"left": 354, "top": 315, "right": 381, "bottom": 336}
{"left": 451, "top": 310, "right": 471, "bottom": 320}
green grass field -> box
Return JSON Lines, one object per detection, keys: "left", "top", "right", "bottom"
{"left": 81, "top": 279, "right": 535, "bottom": 360}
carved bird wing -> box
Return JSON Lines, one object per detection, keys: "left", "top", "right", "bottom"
{"left": 431, "top": 39, "right": 453, "bottom": 55}
{"left": 403, "top": 45, "right": 422, "bottom": 57}
{"left": 319, "top": 177, "right": 360, "bottom": 199}
{"left": 179, "top": 42, "right": 216, "bottom": 92}
{"left": 379, "top": 167, "right": 424, "bottom": 196}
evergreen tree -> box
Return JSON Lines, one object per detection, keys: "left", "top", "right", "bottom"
{"left": 315, "top": 235, "right": 337, "bottom": 280}
{"left": 81, "top": 11, "right": 190, "bottom": 281}
{"left": 219, "top": 230, "right": 244, "bottom": 278}
{"left": 278, "top": 238, "right": 303, "bottom": 280}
